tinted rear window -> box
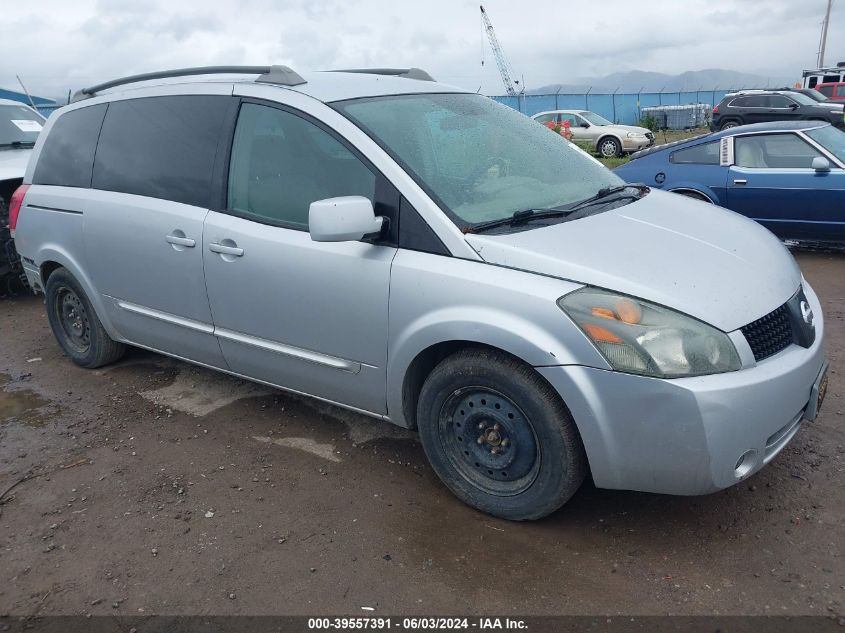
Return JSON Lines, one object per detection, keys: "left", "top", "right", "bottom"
{"left": 32, "top": 104, "right": 107, "bottom": 188}
{"left": 92, "top": 95, "right": 230, "bottom": 207}
{"left": 730, "top": 96, "right": 766, "bottom": 107}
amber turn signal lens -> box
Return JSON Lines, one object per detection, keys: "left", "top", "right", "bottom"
{"left": 591, "top": 307, "right": 616, "bottom": 320}
{"left": 615, "top": 298, "right": 643, "bottom": 324}
{"left": 583, "top": 323, "right": 622, "bottom": 344}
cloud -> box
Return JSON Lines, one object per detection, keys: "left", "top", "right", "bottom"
{"left": 1, "top": 0, "right": 842, "bottom": 100}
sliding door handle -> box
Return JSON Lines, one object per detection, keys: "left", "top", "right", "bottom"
{"left": 165, "top": 235, "right": 196, "bottom": 247}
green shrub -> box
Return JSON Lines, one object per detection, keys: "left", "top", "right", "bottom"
{"left": 638, "top": 113, "right": 659, "bottom": 132}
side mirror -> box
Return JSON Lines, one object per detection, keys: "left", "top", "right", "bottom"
{"left": 580, "top": 122, "right": 590, "bottom": 128}
{"left": 812, "top": 156, "right": 831, "bottom": 172}
{"left": 309, "top": 196, "right": 384, "bottom": 242}
{"left": 789, "top": 103, "right": 799, "bottom": 110}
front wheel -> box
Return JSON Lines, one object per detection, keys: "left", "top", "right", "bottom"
{"left": 417, "top": 348, "right": 587, "bottom": 520}
{"left": 598, "top": 137, "right": 622, "bottom": 158}
{"left": 45, "top": 268, "right": 126, "bottom": 368}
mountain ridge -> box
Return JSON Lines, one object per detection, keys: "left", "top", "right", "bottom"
{"left": 525, "top": 68, "right": 796, "bottom": 95}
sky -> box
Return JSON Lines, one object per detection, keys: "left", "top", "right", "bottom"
{"left": 2, "top": 0, "right": 843, "bottom": 101}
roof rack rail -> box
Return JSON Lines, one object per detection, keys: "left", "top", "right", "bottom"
{"left": 71, "top": 65, "right": 306, "bottom": 102}
{"left": 329, "top": 68, "right": 436, "bottom": 82}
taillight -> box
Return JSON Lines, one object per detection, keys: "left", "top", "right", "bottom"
{"left": 712, "top": 105, "right": 719, "bottom": 114}
{"left": 8, "top": 184, "right": 30, "bottom": 236}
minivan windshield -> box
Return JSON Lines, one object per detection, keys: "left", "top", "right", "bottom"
{"left": 334, "top": 93, "right": 622, "bottom": 228}
{"left": 0, "top": 104, "right": 45, "bottom": 147}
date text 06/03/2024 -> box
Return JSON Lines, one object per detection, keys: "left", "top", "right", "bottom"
{"left": 307, "top": 617, "right": 528, "bottom": 630}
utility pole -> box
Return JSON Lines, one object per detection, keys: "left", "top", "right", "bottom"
{"left": 817, "top": 0, "right": 833, "bottom": 68}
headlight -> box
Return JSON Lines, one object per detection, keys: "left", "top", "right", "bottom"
{"left": 627, "top": 132, "right": 645, "bottom": 138}
{"left": 558, "top": 288, "right": 741, "bottom": 378}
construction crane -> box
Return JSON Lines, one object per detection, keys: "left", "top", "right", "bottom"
{"left": 480, "top": 5, "right": 520, "bottom": 96}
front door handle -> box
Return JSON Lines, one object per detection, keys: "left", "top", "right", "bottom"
{"left": 733, "top": 179, "right": 748, "bottom": 185}
{"left": 209, "top": 242, "right": 244, "bottom": 257}
{"left": 165, "top": 234, "right": 196, "bottom": 247}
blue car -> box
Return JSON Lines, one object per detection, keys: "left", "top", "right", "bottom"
{"left": 614, "top": 121, "right": 845, "bottom": 245}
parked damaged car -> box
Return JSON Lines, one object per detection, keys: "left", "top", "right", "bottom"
{"left": 532, "top": 110, "right": 654, "bottom": 157}
{"left": 615, "top": 121, "right": 845, "bottom": 247}
{"left": 1, "top": 98, "right": 44, "bottom": 295}
{"left": 12, "top": 67, "right": 828, "bottom": 520}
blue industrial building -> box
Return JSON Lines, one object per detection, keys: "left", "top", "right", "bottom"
{"left": 0, "top": 87, "right": 58, "bottom": 117}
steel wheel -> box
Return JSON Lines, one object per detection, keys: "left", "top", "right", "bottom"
{"left": 438, "top": 386, "right": 541, "bottom": 496}
{"left": 55, "top": 286, "right": 91, "bottom": 354}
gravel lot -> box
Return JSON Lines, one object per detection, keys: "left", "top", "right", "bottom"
{"left": 0, "top": 251, "right": 843, "bottom": 617}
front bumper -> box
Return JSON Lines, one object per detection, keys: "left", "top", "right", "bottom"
{"left": 538, "top": 289, "right": 826, "bottom": 496}
{"left": 622, "top": 136, "right": 653, "bottom": 152}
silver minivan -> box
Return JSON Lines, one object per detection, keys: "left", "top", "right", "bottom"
{"left": 11, "top": 66, "right": 828, "bottom": 520}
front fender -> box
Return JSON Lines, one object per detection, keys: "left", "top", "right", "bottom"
{"left": 385, "top": 251, "right": 611, "bottom": 426}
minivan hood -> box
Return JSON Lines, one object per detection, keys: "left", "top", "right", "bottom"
{"left": 464, "top": 189, "right": 800, "bottom": 332}
{"left": 0, "top": 147, "right": 32, "bottom": 182}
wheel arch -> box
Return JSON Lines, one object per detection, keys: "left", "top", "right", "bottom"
{"left": 36, "top": 248, "right": 122, "bottom": 341}
{"left": 400, "top": 340, "right": 525, "bottom": 431}
{"left": 667, "top": 187, "right": 717, "bottom": 203}
{"left": 389, "top": 310, "right": 606, "bottom": 431}
{"left": 597, "top": 134, "right": 623, "bottom": 153}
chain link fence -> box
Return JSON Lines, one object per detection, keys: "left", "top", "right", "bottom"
{"left": 491, "top": 90, "right": 735, "bottom": 128}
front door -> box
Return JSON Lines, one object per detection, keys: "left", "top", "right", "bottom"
{"left": 726, "top": 132, "right": 845, "bottom": 241}
{"left": 203, "top": 101, "right": 396, "bottom": 414}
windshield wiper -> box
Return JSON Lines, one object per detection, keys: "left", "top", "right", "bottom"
{"left": 0, "top": 141, "right": 36, "bottom": 149}
{"left": 464, "top": 207, "right": 571, "bottom": 234}
{"left": 564, "top": 183, "right": 650, "bottom": 214}
{"left": 464, "top": 183, "right": 650, "bottom": 234}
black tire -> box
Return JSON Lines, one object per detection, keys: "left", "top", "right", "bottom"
{"left": 598, "top": 136, "right": 622, "bottom": 158}
{"left": 719, "top": 119, "right": 740, "bottom": 131}
{"left": 417, "top": 348, "right": 587, "bottom": 521}
{"left": 45, "top": 268, "right": 125, "bottom": 368}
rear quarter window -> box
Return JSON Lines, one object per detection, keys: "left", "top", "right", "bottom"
{"left": 92, "top": 95, "right": 230, "bottom": 207}
{"left": 32, "top": 104, "right": 107, "bottom": 188}
{"left": 669, "top": 141, "right": 720, "bottom": 165}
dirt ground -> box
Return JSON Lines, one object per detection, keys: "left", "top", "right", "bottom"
{"left": 0, "top": 251, "right": 842, "bottom": 618}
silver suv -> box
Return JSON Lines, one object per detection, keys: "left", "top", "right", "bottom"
{"left": 11, "top": 66, "right": 828, "bottom": 520}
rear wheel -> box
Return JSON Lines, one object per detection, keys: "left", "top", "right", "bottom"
{"left": 598, "top": 136, "right": 622, "bottom": 158}
{"left": 719, "top": 119, "right": 740, "bottom": 131}
{"left": 45, "top": 268, "right": 125, "bottom": 368}
{"left": 417, "top": 348, "right": 587, "bottom": 520}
